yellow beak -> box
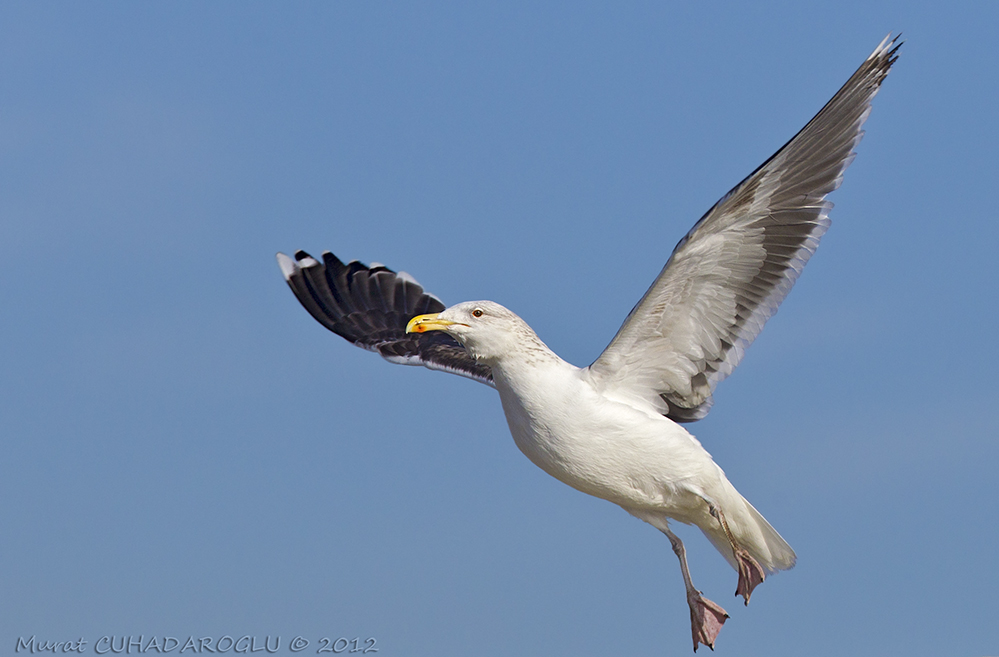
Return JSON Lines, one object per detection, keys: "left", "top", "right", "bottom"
{"left": 406, "top": 313, "right": 461, "bottom": 334}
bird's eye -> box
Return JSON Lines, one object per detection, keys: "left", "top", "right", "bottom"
{"left": 472, "top": 308, "right": 484, "bottom": 318}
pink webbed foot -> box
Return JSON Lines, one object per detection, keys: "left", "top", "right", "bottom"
{"left": 687, "top": 589, "right": 729, "bottom": 652}
{"left": 734, "top": 546, "right": 766, "bottom": 605}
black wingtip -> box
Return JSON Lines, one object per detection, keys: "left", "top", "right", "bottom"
{"left": 322, "top": 251, "right": 347, "bottom": 270}
{"left": 878, "top": 32, "right": 903, "bottom": 68}
{"left": 277, "top": 248, "right": 495, "bottom": 387}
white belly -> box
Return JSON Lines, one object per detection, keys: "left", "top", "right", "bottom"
{"left": 493, "top": 361, "right": 721, "bottom": 518}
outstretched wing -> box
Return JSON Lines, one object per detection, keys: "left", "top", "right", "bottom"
{"left": 586, "top": 35, "right": 900, "bottom": 422}
{"left": 277, "top": 250, "right": 494, "bottom": 386}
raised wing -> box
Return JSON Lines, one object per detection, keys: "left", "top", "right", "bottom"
{"left": 587, "top": 35, "right": 900, "bottom": 422}
{"left": 277, "top": 250, "right": 494, "bottom": 386}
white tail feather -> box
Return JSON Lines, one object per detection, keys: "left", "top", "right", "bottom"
{"left": 701, "top": 495, "right": 796, "bottom": 575}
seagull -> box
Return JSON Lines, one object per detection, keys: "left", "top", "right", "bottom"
{"left": 277, "top": 35, "right": 900, "bottom": 651}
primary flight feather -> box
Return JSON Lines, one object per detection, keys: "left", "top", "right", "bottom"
{"left": 277, "top": 35, "right": 900, "bottom": 651}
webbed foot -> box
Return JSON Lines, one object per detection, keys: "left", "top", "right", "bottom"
{"left": 734, "top": 545, "right": 766, "bottom": 605}
{"left": 687, "top": 588, "right": 729, "bottom": 651}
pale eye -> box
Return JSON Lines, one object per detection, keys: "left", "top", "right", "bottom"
{"left": 472, "top": 308, "right": 484, "bottom": 318}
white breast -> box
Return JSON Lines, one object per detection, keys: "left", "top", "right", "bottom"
{"left": 492, "top": 356, "right": 721, "bottom": 515}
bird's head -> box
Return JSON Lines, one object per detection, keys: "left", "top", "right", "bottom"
{"left": 406, "top": 300, "right": 541, "bottom": 364}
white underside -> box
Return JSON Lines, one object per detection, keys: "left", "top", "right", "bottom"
{"left": 491, "top": 354, "right": 796, "bottom": 574}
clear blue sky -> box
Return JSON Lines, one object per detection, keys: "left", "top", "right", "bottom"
{"left": 2, "top": 3, "right": 997, "bottom": 656}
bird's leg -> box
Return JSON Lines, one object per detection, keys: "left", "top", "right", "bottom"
{"left": 708, "top": 504, "right": 766, "bottom": 605}
{"left": 661, "top": 526, "right": 729, "bottom": 652}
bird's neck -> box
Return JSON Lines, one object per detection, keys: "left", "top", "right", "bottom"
{"left": 480, "top": 331, "right": 563, "bottom": 370}
{"left": 486, "top": 338, "right": 577, "bottom": 396}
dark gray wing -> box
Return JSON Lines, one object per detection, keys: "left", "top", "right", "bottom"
{"left": 586, "top": 35, "right": 900, "bottom": 422}
{"left": 277, "top": 250, "right": 494, "bottom": 386}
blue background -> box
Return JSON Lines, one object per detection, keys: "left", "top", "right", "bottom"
{"left": 2, "top": 2, "right": 997, "bottom": 656}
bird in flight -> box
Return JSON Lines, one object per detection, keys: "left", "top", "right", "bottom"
{"left": 277, "top": 35, "right": 900, "bottom": 652}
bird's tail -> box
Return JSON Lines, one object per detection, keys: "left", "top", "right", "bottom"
{"left": 701, "top": 494, "right": 796, "bottom": 575}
